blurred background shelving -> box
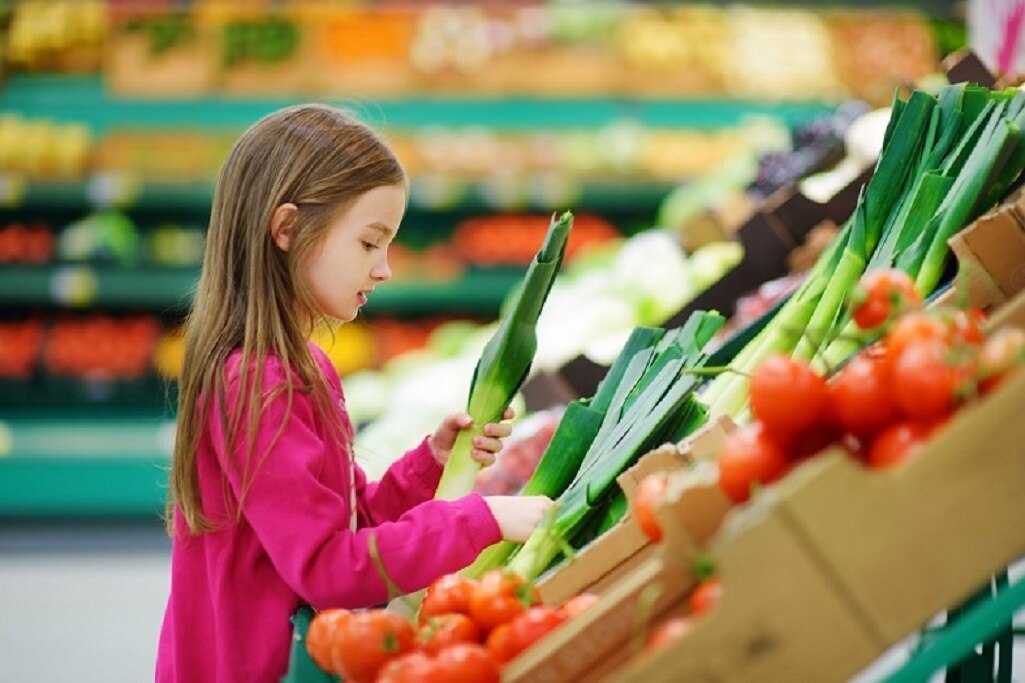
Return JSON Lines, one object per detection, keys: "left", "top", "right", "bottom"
{"left": 0, "top": 0, "right": 960, "bottom": 521}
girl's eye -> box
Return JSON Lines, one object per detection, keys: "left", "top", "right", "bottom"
{"left": 361, "top": 241, "right": 378, "bottom": 252}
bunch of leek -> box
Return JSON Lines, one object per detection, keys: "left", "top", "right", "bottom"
{"left": 435, "top": 211, "right": 573, "bottom": 500}
{"left": 701, "top": 84, "right": 1025, "bottom": 421}
{"left": 503, "top": 311, "right": 724, "bottom": 582}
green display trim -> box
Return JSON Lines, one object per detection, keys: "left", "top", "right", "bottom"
{"left": 0, "top": 264, "right": 524, "bottom": 314}
{"left": 0, "top": 456, "right": 169, "bottom": 517}
{"left": 0, "top": 75, "right": 834, "bottom": 132}
{"left": 0, "top": 176, "right": 675, "bottom": 212}
{"left": 0, "top": 411, "right": 174, "bottom": 516}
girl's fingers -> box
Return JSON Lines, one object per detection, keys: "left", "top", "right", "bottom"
{"left": 473, "top": 436, "right": 504, "bottom": 454}
{"left": 482, "top": 422, "right": 512, "bottom": 438}
{"left": 503, "top": 407, "right": 515, "bottom": 420}
{"left": 471, "top": 449, "right": 497, "bottom": 467}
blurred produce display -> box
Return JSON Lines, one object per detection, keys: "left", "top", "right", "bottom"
{"left": 453, "top": 213, "right": 618, "bottom": 266}
{"left": 0, "top": 114, "right": 92, "bottom": 178}
{"left": 4, "top": 1, "right": 106, "bottom": 73}
{"left": 44, "top": 314, "right": 159, "bottom": 380}
{"left": 0, "top": 220, "right": 53, "bottom": 263}
{"left": 8, "top": 2, "right": 939, "bottom": 104}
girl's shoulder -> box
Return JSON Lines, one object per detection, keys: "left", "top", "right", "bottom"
{"left": 221, "top": 344, "right": 337, "bottom": 394}
{"left": 306, "top": 341, "right": 343, "bottom": 394}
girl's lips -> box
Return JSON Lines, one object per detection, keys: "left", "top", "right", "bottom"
{"left": 357, "top": 292, "right": 368, "bottom": 306}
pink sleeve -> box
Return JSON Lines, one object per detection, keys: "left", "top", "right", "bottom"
{"left": 214, "top": 359, "right": 502, "bottom": 610}
{"left": 355, "top": 437, "right": 444, "bottom": 525}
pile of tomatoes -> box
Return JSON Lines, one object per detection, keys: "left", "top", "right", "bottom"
{"left": 305, "top": 569, "right": 599, "bottom": 682}
{"left": 718, "top": 269, "right": 1025, "bottom": 503}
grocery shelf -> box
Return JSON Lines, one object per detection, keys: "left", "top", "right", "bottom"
{"left": 0, "top": 175, "right": 675, "bottom": 213}
{"left": 0, "top": 74, "right": 834, "bottom": 132}
{"left": 0, "top": 263, "right": 524, "bottom": 314}
{"left": 0, "top": 264, "right": 199, "bottom": 310}
{"left": 0, "top": 412, "right": 174, "bottom": 517}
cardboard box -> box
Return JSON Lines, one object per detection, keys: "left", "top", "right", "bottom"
{"left": 933, "top": 187, "right": 1025, "bottom": 311}
{"left": 608, "top": 290, "right": 1025, "bottom": 682}
{"left": 505, "top": 462, "right": 734, "bottom": 683}
{"left": 773, "top": 290, "right": 1025, "bottom": 647}
{"left": 534, "top": 416, "right": 733, "bottom": 606}
{"left": 609, "top": 506, "right": 879, "bottom": 683}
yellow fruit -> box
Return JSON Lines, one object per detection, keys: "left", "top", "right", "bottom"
{"left": 153, "top": 329, "right": 185, "bottom": 380}
{"left": 311, "top": 322, "right": 376, "bottom": 376}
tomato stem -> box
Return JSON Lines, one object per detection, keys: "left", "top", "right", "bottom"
{"left": 691, "top": 553, "right": 717, "bottom": 582}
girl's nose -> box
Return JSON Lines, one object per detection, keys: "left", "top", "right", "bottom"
{"left": 371, "top": 256, "right": 391, "bottom": 282}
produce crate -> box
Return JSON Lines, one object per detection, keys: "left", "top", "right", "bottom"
{"left": 933, "top": 186, "right": 1025, "bottom": 312}
{"left": 606, "top": 290, "right": 1025, "bottom": 681}
{"left": 534, "top": 416, "right": 732, "bottom": 606}
{"left": 771, "top": 290, "right": 1025, "bottom": 646}
{"left": 106, "top": 11, "right": 218, "bottom": 97}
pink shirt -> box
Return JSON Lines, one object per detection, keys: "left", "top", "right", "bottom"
{"left": 156, "top": 344, "right": 501, "bottom": 682}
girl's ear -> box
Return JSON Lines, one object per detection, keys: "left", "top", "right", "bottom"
{"left": 269, "top": 203, "right": 299, "bottom": 252}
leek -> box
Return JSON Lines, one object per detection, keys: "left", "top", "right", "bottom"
{"left": 705, "top": 84, "right": 1025, "bottom": 415}
{"left": 508, "top": 311, "right": 724, "bottom": 581}
{"left": 435, "top": 212, "right": 573, "bottom": 500}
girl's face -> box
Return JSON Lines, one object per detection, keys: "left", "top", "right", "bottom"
{"left": 303, "top": 184, "right": 406, "bottom": 322}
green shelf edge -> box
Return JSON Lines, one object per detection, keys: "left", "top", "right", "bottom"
{"left": 0, "top": 264, "right": 523, "bottom": 314}
{"left": 0, "top": 411, "right": 173, "bottom": 517}
{"left": 0, "top": 457, "right": 169, "bottom": 517}
{"left": 0, "top": 74, "right": 835, "bottom": 132}
{"left": 1, "top": 176, "right": 675, "bottom": 213}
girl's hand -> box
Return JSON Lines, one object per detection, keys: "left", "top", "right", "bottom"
{"left": 428, "top": 408, "right": 515, "bottom": 467}
{"left": 483, "top": 495, "right": 555, "bottom": 543}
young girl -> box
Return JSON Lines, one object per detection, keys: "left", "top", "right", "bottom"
{"left": 156, "top": 104, "right": 553, "bottom": 683}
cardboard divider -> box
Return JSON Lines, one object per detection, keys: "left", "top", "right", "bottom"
{"left": 932, "top": 187, "right": 1025, "bottom": 311}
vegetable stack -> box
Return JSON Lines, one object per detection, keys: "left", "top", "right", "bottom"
{"left": 463, "top": 311, "right": 725, "bottom": 582}
{"left": 435, "top": 211, "right": 573, "bottom": 500}
{"left": 701, "top": 84, "right": 1025, "bottom": 421}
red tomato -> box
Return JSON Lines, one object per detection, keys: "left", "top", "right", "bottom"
{"left": 434, "top": 643, "right": 501, "bottom": 683}
{"left": 949, "top": 308, "right": 987, "bottom": 346}
{"left": 868, "top": 421, "right": 934, "bottom": 469}
{"left": 646, "top": 616, "right": 691, "bottom": 652}
{"left": 557, "top": 593, "right": 600, "bottom": 620}
{"left": 376, "top": 651, "right": 441, "bottom": 683}
{"left": 884, "top": 312, "right": 949, "bottom": 362}
{"left": 688, "top": 578, "right": 723, "bottom": 615}
{"left": 851, "top": 269, "right": 922, "bottom": 330}
{"left": 631, "top": 472, "right": 668, "bottom": 543}
{"left": 829, "top": 354, "right": 897, "bottom": 437}
{"left": 469, "top": 570, "right": 539, "bottom": 632}
{"left": 306, "top": 609, "right": 350, "bottom": 674}
{"left": 484, "top": 622, "right": 514, "bottom": 664}
{"left": 505, "top": 606, "right": 567, "bottom": 660}
{"left": 749, "top": 354, "right": 830, "bottom": 439}
{"left": 789, "top": 419, "right": 843, "bottom": 461}
{"left": 331, "top": 610, "right": 416, "bottom": 683}
{"left": 420, "top": 574, "right": 478, "bottom": 624}
{"left": 717, "top": 422, "right": 789, "bottom": 503}
{"left": 417, "top": 613, "right": 481, "bottom": 655}
{"left": 891, "top": 340, "right": 970, "bottom": 422}
{"left": 978, "top": 327, "right": 1025, "bottom": 393}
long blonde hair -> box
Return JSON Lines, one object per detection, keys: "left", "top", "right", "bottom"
{"left": 169, "top": 104, "right": 405, "bottom": 535}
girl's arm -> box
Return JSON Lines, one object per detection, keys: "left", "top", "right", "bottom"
{"left": 354, "top": 437, "right": 442, "bottom": 524}
{"left": 214, "top": 362, "right": 502, "bottom": 610}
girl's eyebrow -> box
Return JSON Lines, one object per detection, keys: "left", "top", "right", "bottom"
{"left": 367, "top": 222, "right": 394, "bottom": 237}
